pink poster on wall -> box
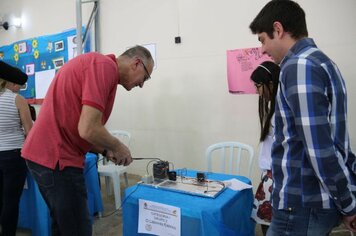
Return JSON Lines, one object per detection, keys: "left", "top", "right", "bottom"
{"left": 227, "top": 47, "right": 272, "bottom": 94}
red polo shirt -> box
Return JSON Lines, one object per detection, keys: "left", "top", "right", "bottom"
{"left": 22, "top": 52, "right": 119, "bottom": 170}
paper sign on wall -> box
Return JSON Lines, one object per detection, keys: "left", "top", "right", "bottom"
{"left": 35, "top": 69, "right": 55, "bottom": 99}
{"left": 227, "top": 47, "right": 272, "bottom": 94}
{"left": 138, "top": 199, "right": 181, "bottom": 236}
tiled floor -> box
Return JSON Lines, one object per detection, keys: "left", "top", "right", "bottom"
{"left": 16, "top": 173, "right": 354, "bottom": 236}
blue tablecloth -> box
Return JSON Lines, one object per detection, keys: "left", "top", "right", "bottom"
{"left": 84, "top": 153, "right": 104, "bottom": 216}
{"left": 18, "top": 169, "right": 51, "bottom": 236}
{"left": 17, "top": 153, "right": 103, "bottom": 236}
{"left": 123, "top": 170, "right": 255, "bottom": 236}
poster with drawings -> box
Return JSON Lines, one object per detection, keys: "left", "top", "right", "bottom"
{"left": 0, "top": 28, "right": 90, "bottom": 104}
{"left": 226, "top": 47, "right": 272, "bottom": 94}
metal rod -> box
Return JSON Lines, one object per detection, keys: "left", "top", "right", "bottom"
{"left": 82, "top": 1, "right": 98, "bottom": 45}
{"left": 94, "top": 1, "right": 100, "bottom": 52}
{"left": 76, "top": 0, "right": 83, "bottom": 56}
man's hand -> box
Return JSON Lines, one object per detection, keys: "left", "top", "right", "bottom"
{"left": 343, "top": 215, "right": 356, "bottom": 232}
{"left": 106, "top": 144, "right": 132, "bottom": 166}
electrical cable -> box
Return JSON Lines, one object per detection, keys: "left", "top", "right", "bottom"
{"left": 168, "top": 161, "right": 175, "bottom": 171}
{"left": 87, "top": 157, "right": 172, "bottom": 218}
{"left": 99, "top": 183, "right": 141, "bottom": 218}
{"left": 85, "top": 156, "right": 161, "bottom": 176}
{"left": 84, "top": 155, "right": 104, "bottom": 175}
{"left": 146, "top": 160, "right": 159, "bottom": 175}
{"left": 88, "top": 157, "right": 161, "bottom": 218}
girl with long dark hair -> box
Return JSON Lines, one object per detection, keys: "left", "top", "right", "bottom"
{"left": 250, "top": 61, "right": 280, "bottom": 236}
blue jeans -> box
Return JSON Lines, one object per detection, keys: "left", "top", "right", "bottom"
{"left": 267, "top": 207, "right": 341, "bottom": 236}
{"left": 0, "top": 149, "right": 27, "bottom": 236}
{"left": 26, "top": 160, "right": 91, "bottom": 236}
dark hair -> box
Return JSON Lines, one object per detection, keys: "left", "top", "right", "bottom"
{"left": 249, "top": 0, "right": 308, "bottom": 40}
{"left": 28, "top": 104, "right": 37, "bottom": 121}
{"left": 0, "top": 61, "right": 28, "bottom": 85}
{"left": 251, "top": 61, "right": 280, "bottom": 141}
{"left": 121, "top": 45, "right": 153, "bottom": 65}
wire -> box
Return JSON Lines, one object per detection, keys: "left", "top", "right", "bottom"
{"left": 131, "top": 157, "right": 163, "bottom": 176}
{"left": 176, "top": 168, "right": 187, "bottom": 178}
{"left": 85, "top": 156, "right": 161, "bottom": 176}
{"left": 146, "top": 160, "right": 158, "bottom": 175}
{"left": 85, "top": 156, "right": 164, "bottom": 217}
{"left": 84, "top": 155, "right": 104, "bottom": 175}
{"left": 177, "top": 174, "right": 226, "bottom": 191}
{"left": 133, "top": 157, "right": 161, "bottom": 161}
{"left": 168, "top": 162, "right": 175, "bottom": 171}
{"left": 98, "top": 183, "right": 141, "bottom": 218}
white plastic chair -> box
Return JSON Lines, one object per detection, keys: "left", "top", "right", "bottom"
{"left": 206, "top": 141, "right": 254, "bottom": 178}
{"left": 97, "top": 130, "right": 131, "bottom": 209}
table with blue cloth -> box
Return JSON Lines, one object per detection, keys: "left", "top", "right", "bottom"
{"left": 17, "top": 153, "right": 104, "bottom": 236}
{"left": 123, "top": 170, "right": 255, "bottom": 236}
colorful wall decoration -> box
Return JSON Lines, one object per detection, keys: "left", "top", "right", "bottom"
{"left": 0, "top": 28, "right": 90, "bottom": 104}
{"left": 226, "top": 47, "right": 272, "bottom": 94}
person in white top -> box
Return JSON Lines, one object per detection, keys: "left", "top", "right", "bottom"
{"left": 250, "top": 61, "right": 280, "bottom": 236}
{"left": 0, "top": 61, "right": 33, "bottom": 236}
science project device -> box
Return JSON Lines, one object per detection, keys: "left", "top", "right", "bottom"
{"left": 140, "top": 159, "right": 225, "bottom": 198}
{"left": 153, "top": 161, "right": 170, "bottom": 179}
{"left": 133, "top": 158, "right": 226, "bottom": 198}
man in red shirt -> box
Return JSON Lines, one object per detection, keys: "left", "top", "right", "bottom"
{"left": 22, "top": 45, "right": 153, "bottom": 235}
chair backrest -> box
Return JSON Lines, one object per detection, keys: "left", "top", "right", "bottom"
{"left": 109, "top": 130, "right": 131, "bottom": 148}
{"left": 206, "top": 141, "right": 254, "bottom": 178}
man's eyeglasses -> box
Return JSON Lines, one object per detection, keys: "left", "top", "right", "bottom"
{"left": 139, "top": 59, "right": 151, "bottom": 82}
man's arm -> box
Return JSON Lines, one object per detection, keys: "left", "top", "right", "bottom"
{"left": 284, "top": 61, "right": 356, "bottom": 215}
{"left": 78, "top": 105, "right": 132, "bottom": 166}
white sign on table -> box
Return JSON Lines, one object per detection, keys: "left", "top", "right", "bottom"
{"left": 138, "top": 199, "right": 181, "bottom": 236}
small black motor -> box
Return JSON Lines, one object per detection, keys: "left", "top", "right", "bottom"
{"left": 153, "top": 161, "right": 169, "bottom": 179}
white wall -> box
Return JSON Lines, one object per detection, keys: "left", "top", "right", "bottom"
{"left": 1, "top": 0, "right": 356, "bottom": 189}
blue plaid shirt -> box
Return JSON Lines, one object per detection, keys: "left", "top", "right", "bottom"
{"left": 272, "top": 38, "right": 356, "bottom": 215}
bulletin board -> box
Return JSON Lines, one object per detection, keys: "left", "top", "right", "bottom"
{"left": 0, "top": 28, "right": 90, "bottom": 104}
{"left": 226, "top": 47, "right": 272, "bottom": 94}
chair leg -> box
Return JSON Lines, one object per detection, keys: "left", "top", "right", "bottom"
{"left": 111, "top": 172, "right": 121, "bottom": 210}
{"left": 123, "top": 172, "right": 129, "bottom": 187}
{"left": 104, "top": 176, "right": 111, "bottom": 196}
